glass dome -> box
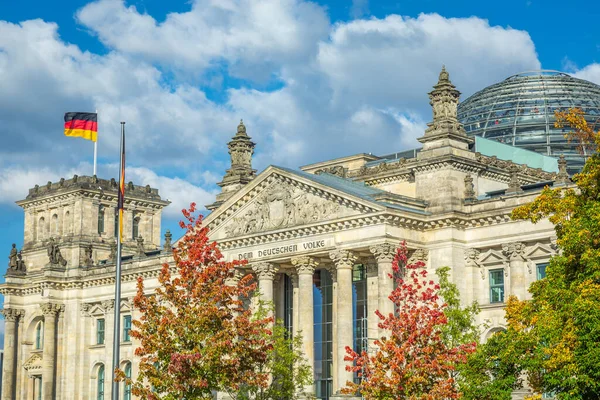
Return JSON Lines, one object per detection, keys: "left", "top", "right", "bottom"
{"left": 457, "top": 71, "right": 600, "bottom": 174}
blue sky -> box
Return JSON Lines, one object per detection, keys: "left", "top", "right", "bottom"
{"left": 0, "top": 0, "right": 600, "bottom": 342}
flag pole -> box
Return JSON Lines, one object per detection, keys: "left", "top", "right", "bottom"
{"left": 112, "top": 121, "right": 125, "bottom": 400}
{"left": 93, "top": 109, "right": 98, "bottom": 176}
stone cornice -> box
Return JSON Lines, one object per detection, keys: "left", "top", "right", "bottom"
{"left": 19, "top": 189, "right": 168, "bottom": 210}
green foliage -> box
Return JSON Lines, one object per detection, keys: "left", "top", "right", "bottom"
{"left": 464, "top": 109, "right": 600, "bottom": 399}
{"left": 233, "top": 320, "right": 313, "bottom": 400}
{"left": 436, "top": 266, "right": 482, "bottom": 349}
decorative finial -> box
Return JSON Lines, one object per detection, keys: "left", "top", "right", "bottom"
{"left": 237, "top": 119, "right": 246, "bottom": 135}
{"left": 555, "top": 154, "right": 570, "bottom": 185}
{"left": 507, "top": 168, "right": 523, "bottom": 194}
{"left": 164, "top": 230, "right": 173, "bottom": 253}
{"left": 464, "top": 175, "right": 475, "bottom": 200}
{"left": 439, "top": 65, "right": 449, "bottom": 82}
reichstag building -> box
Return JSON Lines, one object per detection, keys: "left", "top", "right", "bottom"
{"left": 1, "top": 67, "right": 595, "bottom": 400}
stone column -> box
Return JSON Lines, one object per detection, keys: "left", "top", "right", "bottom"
{"left": 291, "top": 256, "right": 318, "bottom": 396}
{"left": 329, "top": 249, "right": 357, "bottom": 394}
{"left": 41, "top": 303, "right": 63, "bottom": 400}
{"left": 365, "top": 259, "right": 379, "bottom": 350}
{"left": 252, "top": 262, "right": 279, "bottom": 318}
{"left": 370, "top": 243, "right": 396, "bottom": 332}
{"left": 274, "top": 274, "right": 285, "bottom": 323}
{"left": 502, "top": 242, "right": 527, "bottom": 300}
{"left": 1, "top": 308, "right": 24, "bottom": 400}
{"left": 290, "top": 273, "right": 299, "bottom": 339}
{"left": 102, "top": 299, "right": 116, "bottom": 400}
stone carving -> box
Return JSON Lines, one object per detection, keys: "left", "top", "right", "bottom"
{"left": 8, "top": 243, "right": 17, "bottom": 269}
{"left": 329, "top": 249, "right": 357, "bottom": 270}
{"left": 464, "top": 175, "right": 475, "bottom": 200}
{"left": 23, "top": 353, "right": 43, "bottom": 373}
{"left": 502, "top": 242, "right": 526, "bottom": 260}
{"left": 348, "top": 158, "right": 409, "bottom": 179}
{"left": 101, "top": 299, "right": 115, "bottom": 312}
{"left": 464, "top": 248, "right": 484, "bottom": 280}
{"left": 502, "top": 261, "right": 509, "bottom": 277}
{"left": 550, "top": 236, "right": 559, "bottom": 253}
{"left": 46, "top": 238, "right": 67, "bottom": 267}
{"left": 555, "top": 154, "right": 570, "bottom": 185}
{"left": 408, "top": 248, "right": 429, "bottom": 265}
{"left": 252, "top": 262, "right": 279, "bottom": 280}
{"left": 16, "top": 251, "right": 26, "bottom": 272}
{"left": 527, "top": 259, "right": 535, "bottom": 275}
{"left": 369, "top": 243, "right": 396, "bottom": 262}
{"left": 423, "top": 66, "right": 467, "bottom": 138}
{"left": 291, "top": 256, "right": 318, "bottom": 275}
{"left": 108, "top": 240, "right": 117, "bottom": 262}
{"left": 507, "top": 168, "right": 523, "bottom": 194}
{"left": 0, "top": 308, "right": 25, "bottom": 321}
{"left": 41, "top": 303, "right": 64, "bottom": 316}
{"left": 164, "top": 230, "right": 173, "bottom": 252}
{"left": 315, "top": 165, "right": 346, "bottom": 178}
{"left": 136, "top": 236, "right": 145, "bottom": 257}
{"left": 223, "top": 181, "right": 342, "bottom": 237}
{"left": 289, "top": 272, "right": 298, "bottom": 287}
{"left": 475, "top": 152, "right": 557, "bottom": 182}
{"left": 83, "top": 244, "right": 94, "bottom": 267}
{"left": 80, "top": 303, "right": 92, "bottom": 316}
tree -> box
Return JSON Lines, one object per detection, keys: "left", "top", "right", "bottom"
{"left": 342, "top": 243, "right": 476, "bottom": 400}
{"left": 233, "top": 320, "right": 313, "bottom": 400}
{"left": 461, "top": 108, "right": 600, "bottom": 399}
{"left": 128, "top": 203, "right": 273, "bottom": 399}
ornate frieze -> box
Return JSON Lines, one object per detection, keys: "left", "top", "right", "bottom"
{"left": 474, "top": 153, "right": 556, "bottom": 182}
{"left": 369, "top": 243, "right": 396, "bottom": 263}
{"left": 291, "top": 256, "right": 318, "bottom": 275}
{"left": 101, "top": 299, "right": 115, "bottom": 312}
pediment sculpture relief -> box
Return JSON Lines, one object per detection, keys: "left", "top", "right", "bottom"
{"left": 224, "top": 182, "right": 343, "bottom": 237}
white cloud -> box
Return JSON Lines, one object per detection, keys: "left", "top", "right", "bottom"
{"left": 571, "top": 63, "right": 600, "bottom": 85}
{"left": 126, "top": 167, "right": 217, "bottom": 217}
{"left": 76, "top": 0, "right": 330, "bottom": 80}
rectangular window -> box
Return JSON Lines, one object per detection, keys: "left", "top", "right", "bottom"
{"left": 97, "top": 318, "right": 105, "bottom": 345}
{"left": 489, "top": 269, "right": 505, "bottom": 303}
{"left": 537, "top": 263, "right": 548, "bottom": 280}
{"left": 123, "top": 315, "right": 132, "bottom": 342}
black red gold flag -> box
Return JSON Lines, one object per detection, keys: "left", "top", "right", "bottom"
{"left": 117, "top": 132, "right": 126, "bottom": 243}
{"left": 64, "top": 112, "right": 98, "bottom": 142}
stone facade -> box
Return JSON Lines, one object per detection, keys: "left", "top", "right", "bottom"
{"left": 1, "top": 68, "right": 566, "bottom": 399}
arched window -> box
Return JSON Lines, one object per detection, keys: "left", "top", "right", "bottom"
{"left": 97, "top": 364, "right": 105, "bottom": 400}
{"left": 98, "top": 206, "right": 105, "bottom": 234}
{"left": 51, "top": 214, "right": 59, "bottom": 236}
{"left": 123, "top": 362, "right": 132, "bottom": 400}
{"left": 132, "top": 215, "right": 140, "bottom": 240}
{"left": 38, "top": 217, "right": 46, "bottom": 240}
{"left": 63, "top": 211, "right": 71, "bottom": 235}
{"left": 35, "top": 321, "right": 44, "bottom": 350}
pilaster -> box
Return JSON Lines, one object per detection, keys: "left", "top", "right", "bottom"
{"left": 370, "top": 243, "right": 396, "bottom": 332}
{"left": 502, "top": 242, "right": 527, "bottom": 300}
{"left": 41, "top": 303, "right": 64, "bottom": 400}
{"left": 1, "top": 308, "right": 25, "bottom": 400}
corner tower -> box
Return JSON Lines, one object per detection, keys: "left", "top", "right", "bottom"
{"left": 208, "top": 120, "right": 256, "bottom": 210}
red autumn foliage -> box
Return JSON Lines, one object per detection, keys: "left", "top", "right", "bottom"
{"left": 128, "top": 203, "right": 273, "bottom": 399}
{"left": 343, "top": 242, "right": 476, "bottom": 399}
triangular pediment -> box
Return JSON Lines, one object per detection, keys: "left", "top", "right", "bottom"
{"left": 24, "top": 352, "right": 43, "bottom": 373}
{"left": 478, "top": 249, "right": 506, "bottom": 265}
{"left": 524, "top": 243, "right": 555, "bottom": 260}
{"left": 205, "top": 166, "right": 385, "bottom": 240}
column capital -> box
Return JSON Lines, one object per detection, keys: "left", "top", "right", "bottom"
{"left": 502, "top": 242, "right": 526, "bottom": 260}
{"left": 252, "top": 262, "right": 279, "bottom": 280}
{"left": 369, "top": 243, "right": 396, "bottom": 262}
{"left": 291, "top": 256, "right": 318, "bottom": 275}
{"left": 329, "top": 249, "right": 357, "bottom": 270}
{"left": 408, "top": 248, "right": 429, "bottom": 265}
{"left": 0, "top": 308, "right": 25, "bottom": 322}
{"left": 41, "top": 303, "right": 64, "bottom": 317}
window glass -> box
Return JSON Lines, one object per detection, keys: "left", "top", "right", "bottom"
{"left": 537, "top": 263, "right": 548, "bottom": 280}
{"left": 123, "top": 315, "right": 132, "bottom": 342}
{"left": 313, "top": 269, "right": 333, "bottom": 400}
{"left": 98, "top": 206, "right": 105, "bottom": 234}
{"left": 97, "top": 318, "right": 105, "bottom": 345}
{"left": 489, "top": 269, "right": 505, "bottom": 303}
{"left": 97, "top": 365, "right": 105, "bottom": 400}
{"left": 35, "top": 322, "right": 44, "bottom": 350}
{"left": 124, "top": 362, "right": 132, "bottom": 400}
{"left": 352, "top": 264, "right": 368, "bottom": 385}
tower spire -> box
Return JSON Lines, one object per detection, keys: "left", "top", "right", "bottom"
{"left": 418, "top": 65, "right": 471, "bottom": 144}
{"left": 207, "top": 119, "right": 257, "bottom": 210}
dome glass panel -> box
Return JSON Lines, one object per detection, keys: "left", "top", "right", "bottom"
{"left": 458, "top": 71, "right": 600, "bottom": 174}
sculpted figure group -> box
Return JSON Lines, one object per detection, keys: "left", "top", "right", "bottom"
{"left": 7, "top": 243, "right": 26, "bottom": 273}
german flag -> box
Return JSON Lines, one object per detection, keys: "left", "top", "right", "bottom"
{"left": 117, "top": 129, "right": 126, "bottom": 243}
{"left": 64, "top": 112, "right": 98, "bottom": 142}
